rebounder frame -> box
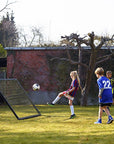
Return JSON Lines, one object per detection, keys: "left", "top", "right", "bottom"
{"left": 0, "top": 79, "right": 41, "bottom": 120}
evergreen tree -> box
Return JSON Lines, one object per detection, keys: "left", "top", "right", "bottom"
{"left": 0, "top": 11, "right": 18, "bottom": 47}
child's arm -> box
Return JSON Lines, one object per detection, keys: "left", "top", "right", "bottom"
{"left": 98, "top": 88, "right": 104, "bottom": 98}
{"left": 66, "top": 87, "right": 75, "bottom": 94}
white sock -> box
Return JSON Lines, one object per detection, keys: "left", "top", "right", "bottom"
{"left": 52, "top": 96, "right": 61, "bottom": 104}
{"left": 70, "top": 105, "right": 74, "bottom": 115}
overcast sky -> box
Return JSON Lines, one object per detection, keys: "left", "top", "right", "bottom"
{"left": 0, "top": 0, "right": 114, "bottom": 43}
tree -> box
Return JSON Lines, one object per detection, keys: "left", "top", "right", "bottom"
{"left": 54, "top": 32, "right": 114, "bottom": 106}
{"left": 0, "top": 44, "right": 7, "bottom": 58}
{"left": 18, "top": 26, "right": 44, "bottom": 47}
{"left": 0, "top": 11, "right": 18, "bottom": 47}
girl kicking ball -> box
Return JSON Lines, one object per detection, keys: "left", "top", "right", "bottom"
{"left": 48, "top": 71, "right": 80, "bottom": 119}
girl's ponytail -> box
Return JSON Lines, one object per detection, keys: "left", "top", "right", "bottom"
{"left": 71, "top": 71, "right": 82, "bottom": 91}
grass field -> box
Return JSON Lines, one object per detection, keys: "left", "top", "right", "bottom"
{"left": 0, "top": 105, "right": 114, "bottom": 144}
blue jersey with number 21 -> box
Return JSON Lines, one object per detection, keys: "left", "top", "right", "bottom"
{"left": 97, "top": 76, "right": 113, "bottom": 104}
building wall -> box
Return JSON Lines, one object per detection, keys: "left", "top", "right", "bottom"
{"left": 6, "top": 48, "right": 71, "bottom": 104}
{"left": 7, "top": 49, "right": 64, "bottom": 92}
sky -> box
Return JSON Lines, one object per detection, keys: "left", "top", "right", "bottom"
{"left": 0, "top": 0, "right": 114, "bottom": 43}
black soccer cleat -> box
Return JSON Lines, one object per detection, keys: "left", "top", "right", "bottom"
{"left": 70, "top": 114, "right": 76, "bottom": 119}
{"left": 47, "top": 102, "right": 55, "bottom": 106}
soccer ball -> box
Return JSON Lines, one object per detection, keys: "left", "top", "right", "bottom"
{"left": 32, "top": 83, "right": 40, "bottom": 91}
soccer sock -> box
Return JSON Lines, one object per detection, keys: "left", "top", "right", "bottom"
{"left": 70, "top": 105, "right": 74, "bottom": 115}
{"left": 52, "top": 96, "right": 61, "bottom": 104}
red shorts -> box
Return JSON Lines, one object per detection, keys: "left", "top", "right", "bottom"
{"left": 62, "top": 91, "right": 74, "bottom": 101}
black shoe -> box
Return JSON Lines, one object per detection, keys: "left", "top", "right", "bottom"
{"left": 47, "top": 102, "right": 55, "bottom": 106}
{"left": 70, "top": 114, "right": 76, "bottom": 119}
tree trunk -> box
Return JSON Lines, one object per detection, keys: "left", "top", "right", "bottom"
{"left": 80, "top": 70, "right": 93, "bottom": 106}
{"left": 78, "top": 46, "right": 83, "bottom": 86}
{"left": 80, "top": 51, "right": 97, "bottom": 106}
{"left": 81, "top": 85, "right": 90, "bottom": 106}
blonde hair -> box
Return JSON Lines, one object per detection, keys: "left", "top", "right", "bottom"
{"left": 70, "top": 71, "right": 80, "bottom": 87}
{"left": 95, "top": 67, "right": 104, "bottom": 75}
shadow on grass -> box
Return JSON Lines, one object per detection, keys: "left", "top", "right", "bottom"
{"left": 0, "top": 130, "right": 114, "bottom": 144}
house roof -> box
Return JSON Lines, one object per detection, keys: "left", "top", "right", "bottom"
{"left": 5, "top": 46, "right": 114, "bottom": 51}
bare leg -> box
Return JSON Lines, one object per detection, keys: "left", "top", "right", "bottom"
{"left": 104, "top": 106, "right": 111, "bottom": 116}
{"left": 95, "top": 106, "right": 102, "bottom": 124}
{"left": 98, "top": 106, "right": 103, "bottom": 119}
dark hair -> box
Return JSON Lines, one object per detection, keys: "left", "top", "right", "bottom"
{"left": 106, "top": 71, "right": 112, "bottom": 75}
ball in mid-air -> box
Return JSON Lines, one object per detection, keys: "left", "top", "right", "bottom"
{"left": 32, "top": 83, "right": 40, "bottom": 91}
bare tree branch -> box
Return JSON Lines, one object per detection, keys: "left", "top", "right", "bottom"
{"left": 70, "top": 33, "right": 89, "bottom": 46}
{"left": 0, "top": 0, "right": 16, "bottom": 13}
{"left": 88, "top": 32, "right": 96, "bottom": 50}
{"left": 18, "top": 26, "right": 44, "bottom": 47}
{"left": 61, "top": 33, "right": 89, "bottom": 46}
{"left": 66, "top": 47, "right": 72, "bottom": 61}
{"left": 96, "top": 53, "right": 113, "bottom": 65}
{"left": 96, "top": 53, "right": 113, "bottom": 61}
{"left": 96, "top": 36, "right": 114, "bottom": 50}
{"left": 51, "top": 57, "right": 89, "bottom": 69}
{"left": 29, "top": 30, "right": 36, "bottom": 47}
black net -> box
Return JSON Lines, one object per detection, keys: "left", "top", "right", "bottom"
{"left": 0, "top": 79, "right": 41, "bottom": 120}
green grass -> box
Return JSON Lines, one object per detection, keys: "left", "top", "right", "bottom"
{"left": 0, "top": 105, "right": 114, "bottom": 144}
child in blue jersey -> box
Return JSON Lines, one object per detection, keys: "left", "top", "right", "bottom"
{"left": 106, "top": 71, "right": 114, "bottom": 104}
{"left": 48, "top": 71, "right": 80, "bottom": 119}
{"left": 94, "top": 67, "right": 113, "bottom": 124}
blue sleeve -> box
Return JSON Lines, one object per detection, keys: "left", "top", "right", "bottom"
{"left": 97, "top": 79, "right": 103, "bottom": 89}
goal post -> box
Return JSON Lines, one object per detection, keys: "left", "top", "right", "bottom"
{"left": 0, "top": 79, "right": 41, "bottom": 120}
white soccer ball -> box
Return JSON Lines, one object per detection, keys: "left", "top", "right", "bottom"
{"left": 32, "top": 83, "right": 40, "bottom": 91}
